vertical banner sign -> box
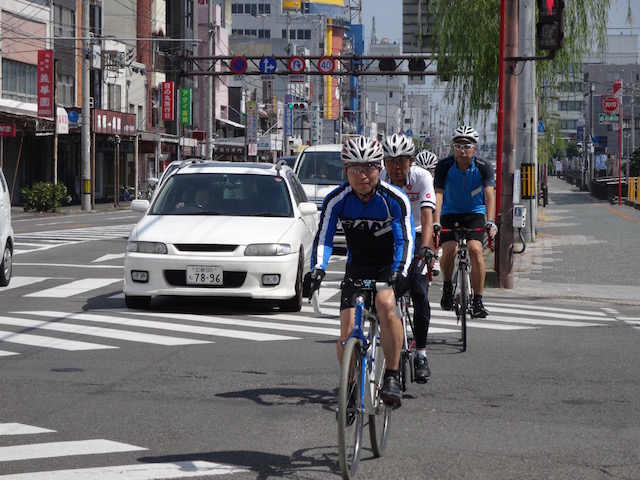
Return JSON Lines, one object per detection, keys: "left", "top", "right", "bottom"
{"left": 520, "top": 163, "right": 535, "bottom": 199}
{"left": 284, "top": 93, "right": 293, "bottom": 137}
{"left": 247, "top": 101, "right": 258, "bottom": 144}
{"left": 37, "top": 50, "right": 54, "bottom": 118}
{"left": 310, "top": 103, "right": 321, "bottom": 145}
{"left": 0, "top": 125, "right": 17, "bottom": 137}
{"left": 161, "top": 81, "right": 174, "bottom": 121}
{"left": 179, "top": 88, "right": 191, "bottom": 125}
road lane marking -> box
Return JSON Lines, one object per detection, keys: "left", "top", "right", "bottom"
{"left": 0, "top": 423, "right": 56, "bottom": 436}
{"left": 24, "top": 278, "right": 122, "bottom": 298}
{"left": 0, "top": 277, "right": 50, "bottom": 291}
{"left": 0, "top": 330, "right": 117, "bottom": 351}
{"left": 0, "top": 316, "right": 212, "bottom": 346}
{"left": 20, "top": 311, "right": 299, "bottom": 342}
{"left": 0, "top": 439, "right": 146, "bottom": 462}
{"left": 0, "top": 460, "right": 248, "bottom": 479}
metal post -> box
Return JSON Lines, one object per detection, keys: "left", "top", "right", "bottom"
{"left": 81, "top": 0, "right": 92, "bottom": 210}
{"left": 205, "top": 1, "right": 214, "bottom": 160}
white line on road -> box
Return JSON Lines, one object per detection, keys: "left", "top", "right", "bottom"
{"left": 21, "top": 311, "right": 299, "bottom": 342}
{"left": 0, "top": 460, "right": 249, "bottom": 479}
{"left": 0, "top": 439, "right": 146, "bottom": 462}
{"left": 0, "top": 330, "right": 117, "bottom": 351}
{"left": 24, "top": 278, "right": 122, "bottom": 297}
{"left": 0, "top": 277, "right": 50, "bottom": 291}
{"left": 0, "top": 316, "right": 212, "bottom": 346}
{"left": 0, "top": 423, "right": 56, "bottom": 436}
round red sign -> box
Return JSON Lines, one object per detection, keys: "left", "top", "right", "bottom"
{"left": 602, "top": 95, "right": 620, "bottom": 114}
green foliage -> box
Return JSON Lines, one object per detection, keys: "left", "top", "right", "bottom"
{"left": 428, "top": 0, "right": 615, "bottom": 123}
{"left": 21, "top": 182, "right": 72, "bottom": 212}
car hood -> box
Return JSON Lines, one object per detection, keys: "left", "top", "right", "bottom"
{"left": 302, "top": 184, "right": 340, "bottom": 204}
{"left": 131, "top": 215, "right": 297, "bottom": 245}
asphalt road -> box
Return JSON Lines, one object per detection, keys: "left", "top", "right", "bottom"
{"left": 1, "top": 182, "right": 639, "bottom": 479}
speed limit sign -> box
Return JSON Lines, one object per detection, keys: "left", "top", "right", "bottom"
{"left": 317, "top": 56, "right": 335, "bottom": 75}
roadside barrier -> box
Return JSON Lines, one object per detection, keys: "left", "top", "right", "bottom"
{"left": 627, "top": 177, "right": 639, "bottom": 203}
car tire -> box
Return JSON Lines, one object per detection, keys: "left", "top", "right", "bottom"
{"left": 279, "top": 253, "right": 303, "bottom": 312}
{"left": 125, "top": 295, "right": 151, "bottom": 310}
{"left": 0, "top": 242, "right": 11, "bottom": 287}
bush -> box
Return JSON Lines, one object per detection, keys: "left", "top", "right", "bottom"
{"left": 21, "top": 182, "right": 72, "bottom": 212}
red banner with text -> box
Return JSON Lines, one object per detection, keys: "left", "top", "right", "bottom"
{"left": 161, "top": 81, "right": 174, "bottom": 121}
{"left": 37, "top": 50, "right": 54, "bottom": 118}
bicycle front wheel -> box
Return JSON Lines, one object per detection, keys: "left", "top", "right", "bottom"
{"left": 459, "top": 267, "right": 469, "bottom": 352}
{"left": 368, "top": 324, "right": 390, "bottom": 457}
{"left": 338, "top": 337, "right": 364, "bottom": 479}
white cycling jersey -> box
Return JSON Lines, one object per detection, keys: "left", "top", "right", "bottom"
{"left": 380, "top": 165, "right": 435, "bottom": 234}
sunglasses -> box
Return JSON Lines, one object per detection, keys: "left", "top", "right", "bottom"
{"left": 345, "top": 164, "right": 380, "bottom": 175}
{"left": 385, "top": 157, "right": 411, "bottom": 164}
{"left": 453, "top": 143, "right": 475, "bottom": 151}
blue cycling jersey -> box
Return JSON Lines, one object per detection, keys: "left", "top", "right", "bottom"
{"left": 311, "top": 180, "right": 414, "bottom": 277}
{"left": 433, "top": 155, "right": 495, "bottom": 215}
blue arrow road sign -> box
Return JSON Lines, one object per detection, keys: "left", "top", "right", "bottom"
{"left": 259, "top": 56, "right": 277, "bottom": 74}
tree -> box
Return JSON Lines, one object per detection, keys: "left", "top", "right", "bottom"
{"left": 426, "top": 0, "right": 633, "bottom": 123}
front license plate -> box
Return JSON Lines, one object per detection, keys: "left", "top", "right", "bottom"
{"left": 186, "top": 266, "right": 223, "bottom": 285}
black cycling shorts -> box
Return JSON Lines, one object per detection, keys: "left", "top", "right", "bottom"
{"left": 440, "top": 213, "right": 486, "bottom": 244}
{"left": 340, "top": 264, "right": 393, "bottom": 310}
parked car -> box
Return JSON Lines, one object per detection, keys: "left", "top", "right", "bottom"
{"left": 276, "top": 156, "right": 298, "bottom": 169}
{"left": 293, "top": 143, "right": 346, "bottom": 245}
{"left": 124, "top": 161, "right": 318, "bottom": 311}
{"left": 0, "top": 166, "right": 14, "bottom": 286}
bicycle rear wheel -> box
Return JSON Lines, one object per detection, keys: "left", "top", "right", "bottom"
{"left": 368, "top": 323, "right": 390, "bottom": 457}
{"left": 459, "top": 267, "right": 469, "bottom": 352}
{"left": 338, "top": 337, "right": 364, "bottom": 479}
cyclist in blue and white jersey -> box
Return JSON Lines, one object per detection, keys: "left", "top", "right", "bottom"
{"left": 380, "top": 134, "right": 436, "bottom": 384}
{"left": 309, "top": 135, "right": 414, "bottom": 406}
{"left": 433, "top": 125, "right": 497, "bottom": 318}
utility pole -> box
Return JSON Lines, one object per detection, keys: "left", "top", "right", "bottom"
{"left": 81, "top": 0, "right": 92, "bottom": 211}
{"left": 205, "top": 0, "right": 214, "bottom": 160}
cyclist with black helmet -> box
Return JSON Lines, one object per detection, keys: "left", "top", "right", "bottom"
{"left": 309, "top": 135, "right": 414, "bottom": 406}
{"left": 415, "top": 149, "right": 441, "bottom": 276}
{"left": 433, "top": 125, "right": 497, "bottom": 318}
{"left": 380, "top": 134, "right": 436, "bottom": 384}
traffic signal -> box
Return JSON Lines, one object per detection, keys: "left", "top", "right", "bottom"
{"left": 408, "top": 57, "right": 426, "bottom": 72}
{"left": 288, "top": 102, "right": 308, "bottom": 110}
{"left": 536, "top": 0, "right": 564, "bottom": 51}
{"left": 378, "top": 58, "right": 397, "bottom": 72}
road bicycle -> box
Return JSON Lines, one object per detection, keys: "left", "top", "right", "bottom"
{"left": 119, "top": 185, "right": 136, "bottom": 202}
{"left": 439, "top": 226, "right": 490, "bottom": 352}
{"left": 326, "top": 278, "right": 391, "bottom": 480}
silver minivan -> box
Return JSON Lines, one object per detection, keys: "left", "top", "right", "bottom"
{"left": 293, "top": 144, "right": 346, "bottom": 245}
{"left": 0, "top": 167, "right": 14, "bottom": 286}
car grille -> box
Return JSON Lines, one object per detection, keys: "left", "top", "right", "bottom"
{"left": 174, "top": 244, "right": 238, "bottom": 252}
{"left": 164, "top": 270, "right": 247, "bottom": 287}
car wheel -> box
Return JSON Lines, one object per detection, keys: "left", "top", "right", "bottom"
{"left": 0, "top": 242, "right": 12, "bottom": 287}
{"left": 125, "top": 295, "right": 151, "bottom": 310}
{"left": 279, "top": 253, "right": 303, "bottom": 312}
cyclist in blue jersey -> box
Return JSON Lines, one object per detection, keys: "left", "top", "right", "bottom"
{"left": 380, "top": 134, "right": 436, "bottom": 384}
{"left": 433, "top": 125, "right": 497, "bottom": 318}
{"left": 309, "top": 136, "right": 414, "bottom": 407}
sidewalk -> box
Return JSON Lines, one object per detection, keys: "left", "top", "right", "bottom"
{"left": 11, "top": 201, "right": 129, "bottom": 219}
{"left": 487, "top": 176, "right": 640, "bottom": 305}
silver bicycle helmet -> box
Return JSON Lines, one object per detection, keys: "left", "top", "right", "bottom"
{"left": 452, "top": 125, "right": 479, "bottom": 143}
{"left": 341, "top": 136, "right": 385, "bottom": 165}
{"left": 381, "top": 133, "right": 415, "bottom": 158}
{"left": 415, "top": 150, "right": 439, "bottom": 170}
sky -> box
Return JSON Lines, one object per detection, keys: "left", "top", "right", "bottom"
{"left": 360, "top": 0, "right": 640, "bottom": 51}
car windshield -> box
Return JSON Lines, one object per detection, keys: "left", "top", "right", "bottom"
{"left": 150, "top": 172, "right": 293, "bottom": 217}
{"left": 296, "top": 151, "right": 345, "bottom": 185}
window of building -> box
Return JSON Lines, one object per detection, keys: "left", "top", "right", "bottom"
{"left": 232, "top": 4, "right": 244, "bottom": 13}
{"left": 245, "top": 29, "right": 257, "bottom": 37}
{"left": 258, "top": 29, "right": 270, "bottom": 39}
{"left": 185, "top": 0, "right": 194, "bottom": 29}
{"left": 54, "top": 5, "right": 75, "bottom": 38}
{"left": 57, "top": 73, "right": 75, "bottom": 107}
{"left": 258, "top": 4, "right": 271, "bottom": 14}
{"left": 558, "top": 100, "right": 583, "bottom": 111}
{"left": 107, "top": 83, "right": 122, "bottom": 111}
{"left": 1, "top": 59, "right": 37, "bottom": 103}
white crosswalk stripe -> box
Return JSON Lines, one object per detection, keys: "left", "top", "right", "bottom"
{"left": 0, "top": 277, "right": 623, "bottom": 356}
{"left": 14, "top": 224, "right": 135, "bottom": 254}
{"left": 0, "top": 422, "right": 248, "bottom": 479}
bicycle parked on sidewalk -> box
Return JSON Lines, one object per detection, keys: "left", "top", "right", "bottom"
{"left": 439, "top": 226, "right": 492, "bottom": 352}
{"left": 119, "top": 185, "right": 136, "bottom": 202}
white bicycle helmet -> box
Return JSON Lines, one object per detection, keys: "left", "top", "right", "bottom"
{"left": 381, "top": 133, "right": 415, "bottom": 158}
{"left": 452, "top": 125, "right": 479, "bottom": 143}
{"left": 415, "top": 150, "right": 439, "bottom": 171}
{"left": 341, "top": 136, "right": 385, "bottom": 165}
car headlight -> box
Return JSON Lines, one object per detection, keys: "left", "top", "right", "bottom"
{"left": 127, "top": 241, "right": 168, "bottom": 254}
{"left": 244, "top": 243, "right": 291, "bottom": 256}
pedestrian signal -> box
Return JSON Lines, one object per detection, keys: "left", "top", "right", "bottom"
{"left": 288, "top": 102, "right": 308, "bottom": 109}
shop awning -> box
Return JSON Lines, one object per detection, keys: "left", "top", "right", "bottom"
{"left": 217, "top": 117, "right": 245, "bottom": 129}
{"left": 0, "top": 99, "right": 68, "bottom": 134}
